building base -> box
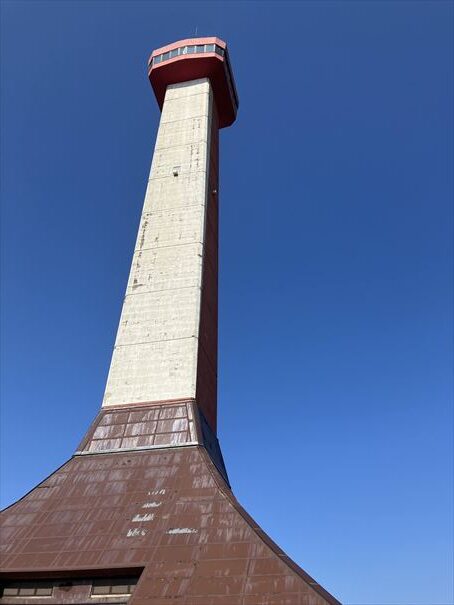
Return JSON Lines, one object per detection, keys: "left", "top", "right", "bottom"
{"left": 1, "top": 405, "right": 340, "bottom": 605}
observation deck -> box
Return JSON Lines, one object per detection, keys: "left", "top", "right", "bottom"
{"left": 148, "top": 37, "right": 238, "bottom": 128}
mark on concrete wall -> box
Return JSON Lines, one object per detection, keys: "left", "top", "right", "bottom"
{"left": 139, "top": 219, "right": 148, "bottom": 250}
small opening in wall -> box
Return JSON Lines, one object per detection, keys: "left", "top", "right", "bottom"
{"left": 91, "top": 576, "right": 139, "bottom": 597}
{"left": 1, "top": 581, "right": 53, "bottom": 598}
{"left": 0, "top": 569, "right": 143, "bottom": 602}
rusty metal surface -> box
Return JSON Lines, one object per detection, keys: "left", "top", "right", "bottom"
{"left": 1, "top": 445, "right": 340, "bottom": 604}
{"left": 76, "top": 402, "right": 199, "bottom": 455}
{"left": 75, "top": 401, "right": 229, "bottom": 487}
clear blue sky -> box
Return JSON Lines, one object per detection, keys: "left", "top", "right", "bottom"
{"left": 1, "top": 2, "right": 452, "bottom": 604}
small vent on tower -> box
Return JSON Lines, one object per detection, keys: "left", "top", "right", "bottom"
{"left": 172, "top": 166, "right": 180, "bottom": 177}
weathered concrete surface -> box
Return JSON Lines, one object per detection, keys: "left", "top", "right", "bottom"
{"left": 103, "top": 79, "right": 214, "bottom": 410}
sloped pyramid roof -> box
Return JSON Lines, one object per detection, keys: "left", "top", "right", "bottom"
{"left": 0, "top": 402, "right": 340, "bottom": 604}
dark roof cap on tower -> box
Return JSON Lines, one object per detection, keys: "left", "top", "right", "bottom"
{"left": 148, "top": 37, "right": 238, "bottom": 128}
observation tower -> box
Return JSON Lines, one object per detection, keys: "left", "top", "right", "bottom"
{"left": 0, "top": 38, "right": 340, "bottom": 605}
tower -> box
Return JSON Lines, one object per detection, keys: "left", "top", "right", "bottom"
{"left": 0, "top": 38, "right": 340, "bottom": 604}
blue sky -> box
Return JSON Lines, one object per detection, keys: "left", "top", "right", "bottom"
{"left": 1, "top": 2, "right": 452, "bottom": 603}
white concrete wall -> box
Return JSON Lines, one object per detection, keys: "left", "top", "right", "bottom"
{"left": 102, "top": 78, "right": 213, "bottom": 408}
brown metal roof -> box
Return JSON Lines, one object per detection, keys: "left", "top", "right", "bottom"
{"left": 1, "top": 425, "right": 340, "bottom": 604}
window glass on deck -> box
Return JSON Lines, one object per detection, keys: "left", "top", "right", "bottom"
{"left": 151, "top": 44, "right": 226, "bottom": 66}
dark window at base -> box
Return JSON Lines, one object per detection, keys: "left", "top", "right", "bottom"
{"left": 1, "top": 581, "right": 53, "bottom": 597}
{"left": 1, "top": 573, "right": 140, "bottom": 600}
{"left": 91, "top": 577, "right": 138, "bottom": 597}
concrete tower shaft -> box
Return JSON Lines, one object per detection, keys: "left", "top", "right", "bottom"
{"left": 103, "top": 78, "right": 220, "bottom": 433}
{"left": 102, "top": 38, "right": 238, "bottom": 436}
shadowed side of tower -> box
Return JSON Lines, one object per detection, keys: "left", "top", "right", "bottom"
{"left": 0, "top": 38, "right": 340, "bottom": 605}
